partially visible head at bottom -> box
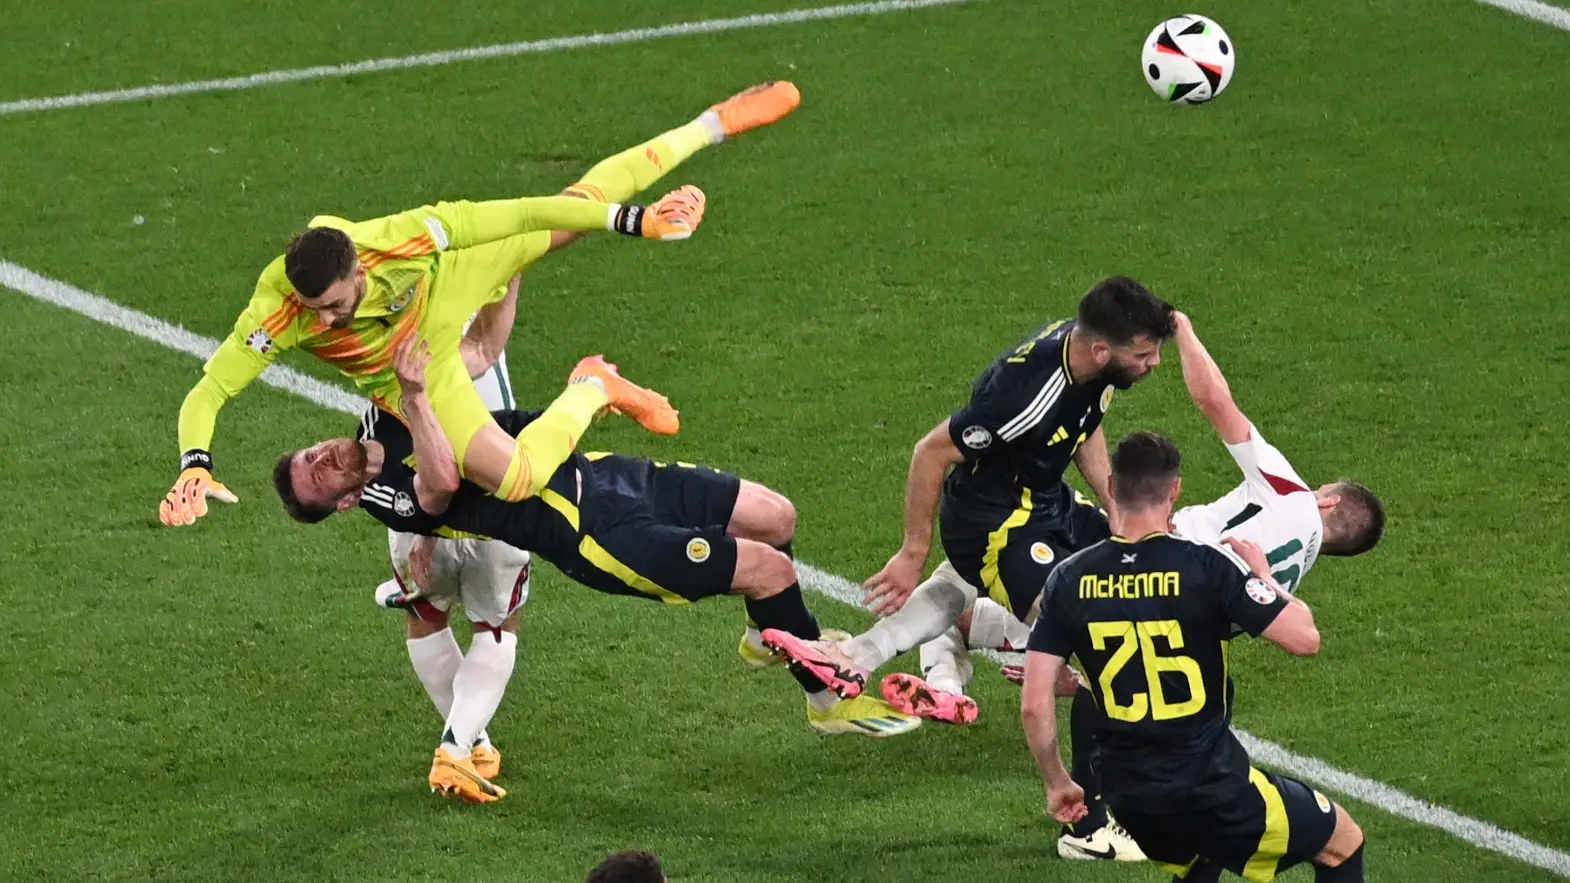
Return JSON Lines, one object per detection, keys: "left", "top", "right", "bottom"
{"left": 585, "top": 851, "right": 667, "bottom": 883}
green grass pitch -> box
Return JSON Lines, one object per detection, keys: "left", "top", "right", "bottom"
{"left": 2, "top": 1, "right": 1568, "bottom": 880}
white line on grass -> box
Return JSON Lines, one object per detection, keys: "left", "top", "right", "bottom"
{"left": 2, "top": 258, "right": 1567, "bottom": 878}
{"left": 0, "top": 0, "right": 976, "bottom": 117}
{"left": 1477, "top": 0, "right": 1570, "bottom": 31}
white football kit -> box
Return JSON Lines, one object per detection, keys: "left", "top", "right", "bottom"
{"left": 1170, "top": 424, "right": 1321, "bottom": 595}
{"left": 379, "top": 355, "right": 532, "bottom": 627}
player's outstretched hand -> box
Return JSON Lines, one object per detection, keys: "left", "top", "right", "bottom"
{"left": 393, "top": 334, "right": 433, "bottom": 394}
{"left": 1221, "top": 536, "right": 1271, "bottom": 580}
{"left": 863, "top": 549, "right": 923, "bottom": 616}
{"left": 158, "top": 467, "right": 238, "bottom": 526}
{"left": 1047, "top": 779, "right": 1089, "bottom": 825}
{"left": 1000, "top": 663, "right": 1025, "bottom": 686}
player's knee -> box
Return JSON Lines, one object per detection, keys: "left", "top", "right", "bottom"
{"left": 733, "top": 541, "right": 797, "bottom": 599}
{"left": 730, "top": 481, "right": 796, "bottom": 547}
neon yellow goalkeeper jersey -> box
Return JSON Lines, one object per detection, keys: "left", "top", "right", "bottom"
{"left": 178, "top": 194, "right": 613, "bottom": 456}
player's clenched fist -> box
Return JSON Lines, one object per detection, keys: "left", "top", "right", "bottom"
{"left": 158, "top": 450, "right": 238, "bottom": 525}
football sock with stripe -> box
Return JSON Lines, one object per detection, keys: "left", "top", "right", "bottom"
{"left": 564, "top": 119, "right": 717, "bottom": 204}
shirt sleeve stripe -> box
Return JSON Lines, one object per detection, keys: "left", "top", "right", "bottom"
{"left": 998, "top": 369, "right": 1066, "bottom": 441}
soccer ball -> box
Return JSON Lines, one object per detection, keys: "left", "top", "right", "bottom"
{"left": 1142, "top": 14, "right": 1235, "bottom": 105}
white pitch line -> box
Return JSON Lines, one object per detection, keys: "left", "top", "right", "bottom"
{"left": 1477, "top": 0, "right": 1570, "bottom": 31}
{"left": 0, "top": 0, "right": 976, "bottom": 117}
{"left": 3, "top": 259, "right": 1568, "bottom": 878}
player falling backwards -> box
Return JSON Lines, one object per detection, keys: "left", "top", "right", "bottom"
{"left": 763, "top": 276, "right": 1175, "bottom": 860}
{"left": 275, "top": 338, "right": 919, "bottom": 801}
{"left": 1022, "top": 431, "right": 1368, "bottom": 883}
{"left": 980, "top": 310, "right": 1384, "bottom": 681}
{"left": 160, "top": 81, "right": 801, "bottom": 525}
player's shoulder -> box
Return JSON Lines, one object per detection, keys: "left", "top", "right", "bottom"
{"left": 1048, "top": 538, "right": 1117, "bottom": 581}
{"left": 974, "top": 318, "right": 1074, "bottom": 394}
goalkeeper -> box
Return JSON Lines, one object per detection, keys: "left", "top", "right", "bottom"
{"left": 161, "top": 81, "right": 801, "bottom": 525}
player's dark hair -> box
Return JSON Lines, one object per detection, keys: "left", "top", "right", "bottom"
{"left": 1110, "top": 431, "right": 1182, "bottom": 509}
{"left": 284, "top": 227, "right": 356, "bottom": 299}
{"left": 1077, "top": 276, "right": 1177, "bottom": 345}
{"left": 585, "top": 850, "right": 665, "bottom": 883}
{"left": 272, "top": 451, "right": 334, "bottom": 524}
{"left": 1322, "top": 480, "right": 1384, "bottom": 556}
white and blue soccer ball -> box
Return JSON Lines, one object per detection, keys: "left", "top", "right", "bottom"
{"left": 1141, "top": 14, "right": 1236, "bottom": 105}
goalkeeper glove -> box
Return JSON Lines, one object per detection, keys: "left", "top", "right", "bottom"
{"left": 159, "top": 449, "right": 238, "bottom": 526}
{"left": 611, "top": 185, "right": 707, "bottom": 241}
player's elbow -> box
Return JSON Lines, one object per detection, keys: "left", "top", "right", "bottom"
{"left": 1278, "top": 624, "right": 1321, "bottom": 656}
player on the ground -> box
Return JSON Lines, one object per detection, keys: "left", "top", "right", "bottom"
{"left": 160, "top": 82, "right": 802, "bottom": 525}
{"left": 1022, "top": 431, "right": 1368, "bottom": 883}
{"left": 275, "top": 337, "right": 919, "bottom": 800}
{"left": 363, "top": 275, "right": 533, "bottom": 792}
{"left": 763, "top": 276, "right": 1174, "bottom": 860}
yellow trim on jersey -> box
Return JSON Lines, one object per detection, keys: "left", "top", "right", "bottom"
{"left": 578, "top": 535, "right": 689, "bottom": 605}
{"left": 539, "top": 488, "right": 581, "bottom": 532}
{"left": 1221, "top": 638, "right": 1232, "bottom": 717}
{"left": 981, "top": 488, "right": 1034, "bottom": 614}
{"left": 534, "top": 473, "right": 687, "bottom": 605}
{"left": 1110, "top": 531, "right": 1169, "bottom": 544}
{"left": 435, "top": 526, "right": 494, "bottom": 541}
{"left": 1243, "top": 768, "right": 1292, "bottom": 882}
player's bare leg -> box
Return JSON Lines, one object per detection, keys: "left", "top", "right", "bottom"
{"left": 726, "top": 481, "right": 853, "bottom": 666}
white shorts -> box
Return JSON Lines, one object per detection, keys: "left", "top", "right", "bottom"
{"left": 388, "top": 531, "right": 532, "bottom": 628}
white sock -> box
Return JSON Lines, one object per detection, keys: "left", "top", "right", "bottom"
{"left": 441, "top": 630, "right": 518, "bottom": 759}
{"left": 806, "top": 690, "right": 839, "bottom": 713}
{"left": 842, "top": 572, "right": 977, "bottom": 671}
{"left": 743, "top": 624, "right": 766, "bottom": 653}
{"left": 919, "top": 627, "right": 973, "bottom": 696}
{"left": 407, "top": 629, "right": 463, "bottom": 718}
{"left": 696, "top": 110, "right": 725, "bottom": 144}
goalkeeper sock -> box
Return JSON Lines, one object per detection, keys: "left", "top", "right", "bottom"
{"left": 407, "top": 629, "right": 463, "bottom": 719}
{"left": 564, "top": 120, "right": 716, "bottom": 204}
{"left": 440, "top": 629, "right": 518, "bottom": 760}
{"left": 498, "top": 380, "right": 608, "bottom": 501}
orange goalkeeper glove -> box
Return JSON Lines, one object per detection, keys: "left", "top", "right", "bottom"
{"left": 611, "top": 185, "right": 706, "bottom": 241}
{"left": 159, "top": 450, "right": 238, "bottom": 526}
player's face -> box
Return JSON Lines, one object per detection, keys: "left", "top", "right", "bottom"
{"left": 1100, "top": 335, "right": 1164, "bottom": 389}
{"left": 291, "top": 439, "right": 371, "bottom": 510}
{"left": 303, "top": 268, "right": 367, "bottom": 329}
